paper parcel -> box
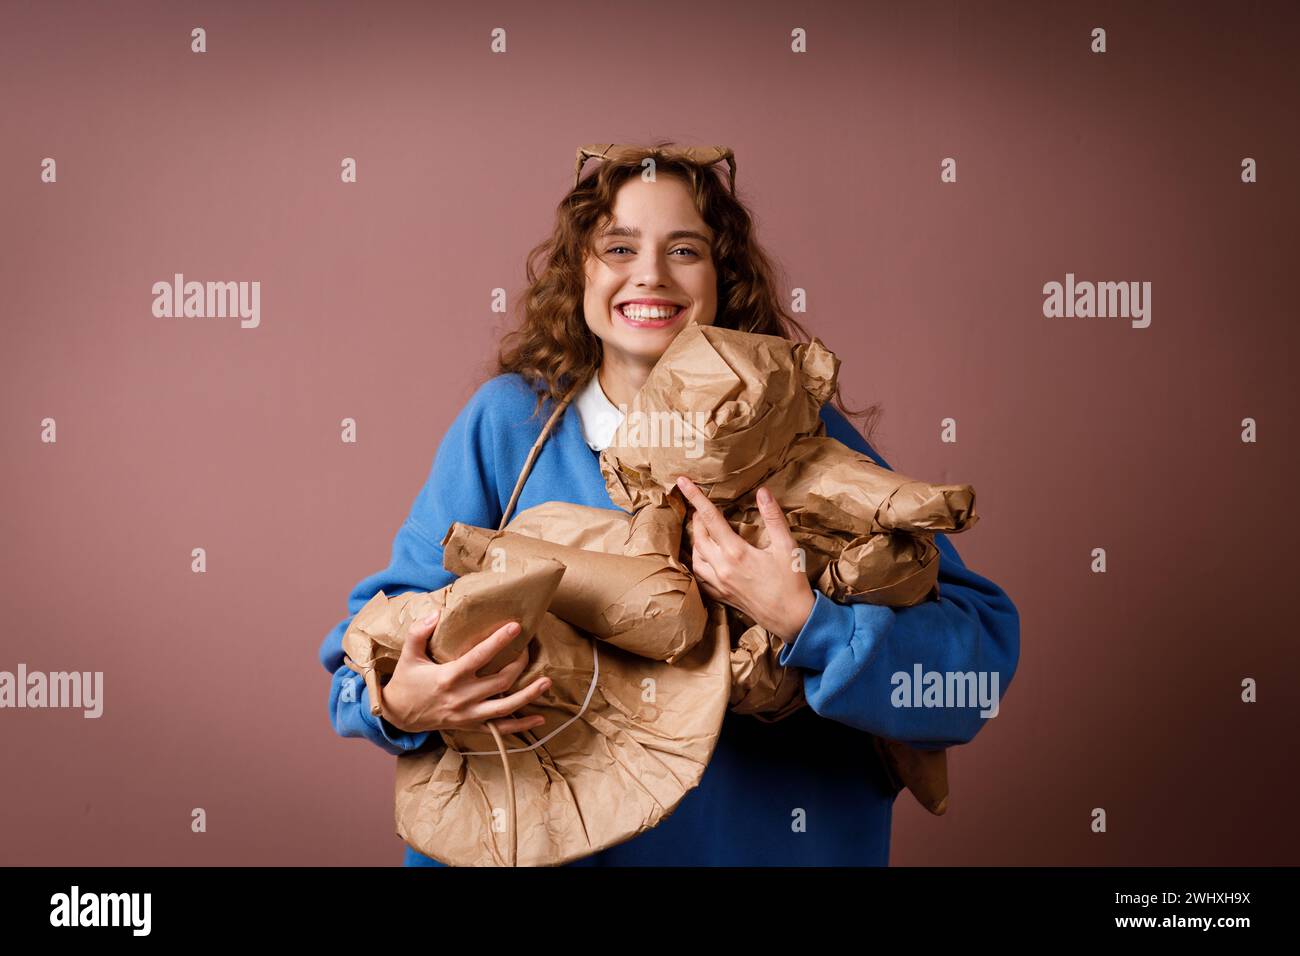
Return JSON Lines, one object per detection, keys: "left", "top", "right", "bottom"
{"left": 343, "top": 499, "right": 731, "bottom": 867}
{"left": 596, "top": 322, "right": 979, "bottom": 816}
{"left": 341, "top": 323, "right": 981, "bottom": 863}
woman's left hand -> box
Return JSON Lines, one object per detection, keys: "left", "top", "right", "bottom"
{"left": 675, "top": 476, "right": 816, "bottom": 643}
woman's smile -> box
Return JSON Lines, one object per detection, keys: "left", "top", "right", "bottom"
{"left": 614, "top": 298, "right": 688, "bottom": 329}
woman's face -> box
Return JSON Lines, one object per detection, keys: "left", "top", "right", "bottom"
{"left": 582, "top": 174, "right": 718, "bottom": 367}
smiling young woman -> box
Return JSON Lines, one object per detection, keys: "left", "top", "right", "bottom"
{"left": 318, "top": 141, "right": 1021, "bottom": 867}
{"left": 496, "top": 140, "right": 874, "bottom": 427}
{"left": 578, "top": 174, "right": 719, "bottom": 408}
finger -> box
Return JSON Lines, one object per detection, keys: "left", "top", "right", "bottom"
{"left": 691, "top": 539, "right": 715, "bottom": 573}
{"left": 467, "top": 676, "right": 553, "bottom": 722}
{"left": 691, "top": 508, "right": 714, "bottom": 552}
{"left": 463, "top": 644, "right": 531, "bottom": 700}
{"left": 692, "top": 554, "right": 726, "bottom": 603}
{"left": 698, "top": 578, "right": 725, "bottom": 603}
{"left": 398, "top": 608, "right": 440, "bottom": 665}
{"left": 689, "top": 501, "right": 730, "bottom": 561}
{"left": 690, "top": 506, "right": 708, "bottom": 543}
{"left": 451, "top": 620, "right": 521, "bottom": 677}
{"left": 755, "top": 485, "right": 796, "bottom": 550}
{"left": 692, "top": 511, "right": 730, "bottom": 572}
{"left": 694, "top": 560, "right": 725, "bottom": 602}
{"left": 692, "top": 551, "right": 724, "bottom": 596}
{"left": 675, "top": 476, "right": 739, "bottom": 552}
{"left": 481, "top": 714, "right": 547, "bottom": 735}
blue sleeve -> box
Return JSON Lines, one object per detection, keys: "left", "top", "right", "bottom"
{"left": 776, "top": 405, "right": 1022, "bottom": 749}
{"left": 318, "top": 378, "right": 518, "bottom": 756}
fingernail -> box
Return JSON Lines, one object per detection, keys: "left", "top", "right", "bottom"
{"left": 507, "top": 622, "right": 520, "bottom": 636}
{"left": 420, "top": 610, "right": 439, "bottom": 626}
{"left": 542, "top": 679, "right": 552, "bottom": 690}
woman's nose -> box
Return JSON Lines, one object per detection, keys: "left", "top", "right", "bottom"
{"left": 633, "top": 250, "right": 669, "bottom": 285}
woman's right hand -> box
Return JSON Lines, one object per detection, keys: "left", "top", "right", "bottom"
{"left": 380, "top": 609, "right": 552, "bottom": 735}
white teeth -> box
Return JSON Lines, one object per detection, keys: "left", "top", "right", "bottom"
{"left": 619, "top": 304, "right": 681, "bottom": 321}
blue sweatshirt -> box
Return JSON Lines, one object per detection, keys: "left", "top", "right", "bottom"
{"left": 318, "top": 373, "right": 1021, "bottom": 866}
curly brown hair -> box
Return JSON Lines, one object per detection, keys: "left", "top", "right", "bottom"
{"left": 492, "top": 140, "right": 882, "bottom": 448}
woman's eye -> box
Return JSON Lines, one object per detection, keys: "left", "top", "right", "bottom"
{"left": 606, "top": 245, "right": 699, "bottom": 258}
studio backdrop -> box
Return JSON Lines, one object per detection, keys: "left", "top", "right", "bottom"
{"left": 0, "top": 0, "right": 1295, "bottom": 865}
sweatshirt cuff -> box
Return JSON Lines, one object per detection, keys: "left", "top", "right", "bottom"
{"left": 778, "top": 590, "right": 857, "bottom": 670}
{"left": 333, "top": 666, "right": 434, "bottom": 755}
{"left": 360, "top": 682, "right": 434, "bottom": 754}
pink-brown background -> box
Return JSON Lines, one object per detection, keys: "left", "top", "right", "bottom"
{"left": 1, "top": 0, "right": 1295, "bottom": 865}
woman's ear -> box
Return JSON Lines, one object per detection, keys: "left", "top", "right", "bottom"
{"left": 794, "top": 338, "right": 839, "bottom": 406}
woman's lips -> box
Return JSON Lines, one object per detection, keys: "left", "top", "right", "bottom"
{"left": 615, "top": 304, "right": 685, "bottom": 329}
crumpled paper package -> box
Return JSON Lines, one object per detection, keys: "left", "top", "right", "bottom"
{"left": 727, "top": 620, "right": 805, "bottom": 721}
{"left": 341, "top": 508, "right": 729, "bottom": 866}
{"left": 440, "top": 494, "right": 707, "bottom": 664}
{"left": 342, "top": 322, "right": 982, "bottom": 852}
{"left": 341, "top": 556, "right": 564, "bottom": 716}
{"left": 471, "top": 500, "right": 814, "bottom": 725}
{"left": 393, "top": 593, "right": 731, "bottom": 867}
{"left": 601, "top": 323, "right": 834, "bottom": 505}
{"left": 873, "top": 735, "right": 950, "bottom": 816}
{"left": 597, "top": 322, "right": 982, "bottom": 816}
{"left": 728, "top": 500, "right": 943, "bottom": 606}
{"left": 600, "top": 323, "right": 978, "bottom": 602}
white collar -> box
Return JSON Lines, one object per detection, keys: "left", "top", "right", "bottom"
{"left": 573, "top": 373, "right": 625, "bottom": 452}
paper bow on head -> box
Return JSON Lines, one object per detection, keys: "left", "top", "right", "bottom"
{"left": 574, "top": 143, "right": 737, "bottom": 192}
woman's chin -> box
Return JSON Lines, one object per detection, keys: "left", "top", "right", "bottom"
{"left": 605, "top": 334, "right": 672, "bottom": 365}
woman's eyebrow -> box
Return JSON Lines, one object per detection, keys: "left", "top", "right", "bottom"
{"left": 601, "top": 225, "right": 712, "bottom": 244}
